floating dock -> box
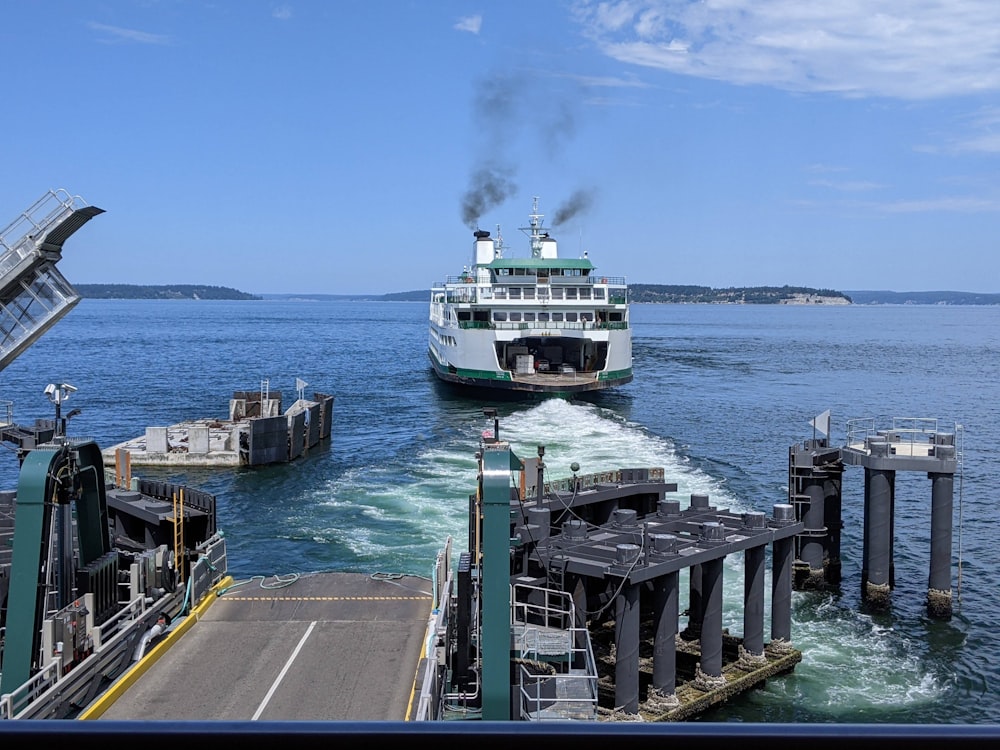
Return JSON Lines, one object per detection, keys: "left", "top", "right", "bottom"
{"left": 101, "top": 385, "right": 334, "bottom": 468}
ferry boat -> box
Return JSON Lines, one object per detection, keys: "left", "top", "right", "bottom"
{"left": 428, "top": 197, "right": 633, "bottom": 396}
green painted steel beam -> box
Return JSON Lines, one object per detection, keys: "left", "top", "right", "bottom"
{"left": 480, "top": 443, "right": 514, "bottom": 721}
{"left": 1, "top": 447, "right": 63, "bottom": 695}
{"left": 0, "top": 441, "right": 110, "bottom": 697}
{"left": 74, "top": 441, "right": 112, "bottom": 564}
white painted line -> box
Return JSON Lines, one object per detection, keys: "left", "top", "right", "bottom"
{"left": 252, "top": 620, "right": 316, "bottom": 720}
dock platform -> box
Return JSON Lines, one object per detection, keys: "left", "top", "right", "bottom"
{"left": 85, "top": 571, "right": 435, "bottom": 721}
{"left": 101, "top": 388, "right": 334, "bottom": 468}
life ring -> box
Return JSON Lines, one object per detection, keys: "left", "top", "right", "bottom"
{"left": 601, "top": 277, "right": 607, "bottom": 284}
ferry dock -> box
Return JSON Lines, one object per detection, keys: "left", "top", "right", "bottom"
{"left": 84, "top": 571, "right": 438, "bottom": 721}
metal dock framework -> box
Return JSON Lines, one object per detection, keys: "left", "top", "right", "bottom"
{"left": 433, "top": 416, "right": 806, "bottom": 723}
{"left": 0, "top": 189, "right": 104, "bottom": 372}
{"left": 788, "top": 416, "right": 961, "bottom": 618}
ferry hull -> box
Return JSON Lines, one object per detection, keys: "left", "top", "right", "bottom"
{"left": 429, "top": 349, "right": 632, "bottom": 395}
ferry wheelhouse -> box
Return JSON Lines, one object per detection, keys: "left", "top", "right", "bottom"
{"left": 428, "top": 198, "right": 632, "bottom": 395}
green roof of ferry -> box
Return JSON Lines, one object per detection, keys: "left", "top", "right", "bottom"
{"left": 483, "top": 258, "right": 595, "bottom": 271}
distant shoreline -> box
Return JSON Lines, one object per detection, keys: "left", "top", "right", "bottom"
{"left": 74, "top": 284, "right": 1000, "bottom": 305}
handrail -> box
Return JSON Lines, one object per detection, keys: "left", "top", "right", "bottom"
{"left": 458, "top": 320, "right": 629, "bottom": 331}
{"left": 845, "top": 417, "right": 961, "bottom": 454}
{"left": 0, "top": 189, "right": 84, "bottom": 263}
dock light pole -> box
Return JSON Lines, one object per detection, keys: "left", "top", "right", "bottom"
{"left": 44, "top": 383, "right": 77, "bottom": 438}
{"left": 483, "top": 407, "right": 499, "bottom": 443}
{"left": 536, "top": 446, "right": 545, "bottom": 501}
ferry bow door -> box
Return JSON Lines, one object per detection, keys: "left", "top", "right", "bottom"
{"left": 1, "top": 443, "right": 111, "bottom": 693}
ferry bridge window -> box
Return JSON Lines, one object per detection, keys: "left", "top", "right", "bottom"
{"left": 609, "top": 312, "right": 623, "bottom": 322}
{"left": 523, "top": 312, "right": 535, "bottom": 322}
{"left": 566, "top": 312, "right": 578, "bottom": 322}
{"left": 580, "top": 288, "right": 592, "bottom": 299}
{"left": 552, "top": 312, "right": 564, "bottom": 322}
{"left": 493, "top": 312, "right": 508, "bottom": 322}
{"left": 580, "top": 312, "right": 593, "bottom": 322}
{"left": 566, "top": 288, "right": 578, "bottom": 300}
{"left": 510, "top": 288, "right": 522, "bottom": 299}
{"left": 551, "top": 288, "right": 564, "bottom": 300}
{"left": 593, "top": 288, "right": 606, "bottom": 300}
{"left": 524, "top": 288, "right": 535, "bottom": 299}
{"left": 538, "top": 312, "right": 550, "bottom": 322}
{"left": 510, "top": 312, "right": 522, "bottom": 322}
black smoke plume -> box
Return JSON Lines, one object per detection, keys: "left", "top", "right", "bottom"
{"left": 551, "top": 188, "right": 596, "bottom": 227}
{"left": 461, "top": 167, "right": 517, "bottom": 229}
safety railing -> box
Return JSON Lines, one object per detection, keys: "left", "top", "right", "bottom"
{"left": 0, "top": 190, "right": 84, "bottom": 277}
{"left": 511, "top": 584, "right": 598, "bottom": 721}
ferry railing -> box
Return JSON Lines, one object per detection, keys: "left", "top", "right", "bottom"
{"left": 444, "top": 281, "right": 628, "bottom": 307}
{"left": 458, "top": 320, "right": 629, "bottom": 332}
{"left": 443, "top": 274, "right": 626, "bottom": 286}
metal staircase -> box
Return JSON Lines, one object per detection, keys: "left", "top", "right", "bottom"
{"left": 0, "top": 189, "right": 105, "bottom": 371}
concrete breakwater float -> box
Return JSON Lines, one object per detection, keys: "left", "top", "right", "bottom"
{"left": 102, "top": 382, "right": 334, "bottom": 468}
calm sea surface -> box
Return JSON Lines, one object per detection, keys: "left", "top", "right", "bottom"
{"left": 1, "top": 299, "right": 998, "bottom": 725}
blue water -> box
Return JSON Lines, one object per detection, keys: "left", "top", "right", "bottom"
{"left": 1, "top": 299, "right": 998, "bottom": 725}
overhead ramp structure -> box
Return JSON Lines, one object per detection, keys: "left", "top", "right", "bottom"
{"left": 0, "top": 189, "right": 104, "bottom": 372}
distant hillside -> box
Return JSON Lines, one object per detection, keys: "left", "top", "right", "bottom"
{"left": 628, "top": 284, "right": 850, "bottom": 304}
{"left": 77, "top": 284, "right": 259, "bottom": 300}
{"left": 844, "top": 290, "right": 1000, "bottom": 305}
{"left": 75, "top": 285, "right": 999, "bottom": 305}
{"left": 280, "top": 286, "right": 852, "bottom": 304}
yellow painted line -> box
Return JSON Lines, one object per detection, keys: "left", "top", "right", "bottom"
{"left": 220, "top": 595, "right": 432, "bottom": 601}
{"left": 77, "top": 575, "right": 235, "bottom": 720}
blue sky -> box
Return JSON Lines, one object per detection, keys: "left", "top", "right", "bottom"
{"left": 3, "top": 1, "right": 999, "bottom": 295}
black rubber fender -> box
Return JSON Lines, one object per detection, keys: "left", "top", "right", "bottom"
{"left": 161, "top": 550, "right": 177, "bottom": 592}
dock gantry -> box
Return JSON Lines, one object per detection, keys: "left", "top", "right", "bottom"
{"left": 420, "top": 414, "right": 806, "bottom": 723}
{"left": 788, "top": 415, "right": 961, "bottom": 618}
{"left": 0, "top": 189, "right": 104, "bottom": 371}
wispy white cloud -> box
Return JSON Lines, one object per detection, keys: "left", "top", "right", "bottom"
{"left": 946, "top": 106, "right": 1000, "bottom": 152}
{"left": 273, "top": 5, "right": 293, "bottom": 21}
{"left": 455, "top": 15, "right": 483, "bottom": 34}
{"left": 809, "top": 179, "right": 885, "bottom": 192}
{"left": 572, "top": 1, "right": 1000, "bottom": 100}
{"left": 876, "top": 196, "right": 1000, "bottom": 212}
{"left": 559, "top": 72, "right": 650, "bottom": 89}
{"left": 86, "top": 21, "right": 170, "bottom": 45}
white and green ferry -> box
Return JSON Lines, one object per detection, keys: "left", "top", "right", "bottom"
{"left": 429, "top": 197, "right": 632, "bottom": 396}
